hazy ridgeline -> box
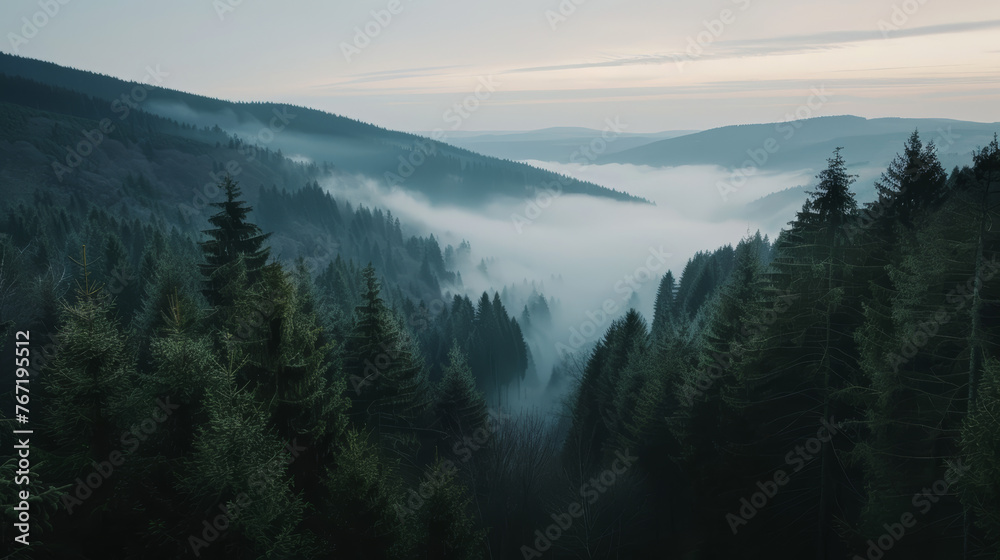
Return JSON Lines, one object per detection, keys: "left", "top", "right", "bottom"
{"left": 0, "top": 52, "right": 999, "bottom": 560}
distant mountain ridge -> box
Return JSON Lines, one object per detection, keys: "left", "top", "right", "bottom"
{"left": 431, "top": 127, "right": 698, "bottom": 162}
{"left": 601, "top": 114, "right": 999, "bottom": 178}
{"left": 0, "top": 53, "right": 646, "bottom": 206}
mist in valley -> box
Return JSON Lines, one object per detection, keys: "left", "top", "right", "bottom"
{"left": 133, "top": 96, "right": 988, "bottom": 415}
{"left": 314, "top": 157, "right": 820, "bottom": 409}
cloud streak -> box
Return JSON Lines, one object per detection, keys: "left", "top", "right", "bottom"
{"left": 505, "top": 19, "right": 1000, "bottom": 74}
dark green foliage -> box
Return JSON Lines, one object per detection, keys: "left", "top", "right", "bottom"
{"left": 960, "top": 359, "right": 1000, "bottom": 556}
{"left": 412, "top": 459, "right": 485, "bottom": 560}
{"left": 343, "top": 264, "right": 429, "bottom": 450}
{"left": 323, "top": 430, "right": 418, "bottom": 558}
{"left": 564, "top": 309, "right": 650, "bottom": 471}
{"left": 434, "top": 342, "right": 488, "bottom": 441}
{"left": 651, "top": 270, "right": 677, "bottom": 340}
{"left": 199, "top": 177, "right": 272, "bottom": 308}
{"left": 872, "top": 129, "right": 948, "bottom": 228}
{"left": 181, "top": 380, "right": 313, "bottom": 558}
{"left": 43, "top": 246, "right": 134, "bottom": 461}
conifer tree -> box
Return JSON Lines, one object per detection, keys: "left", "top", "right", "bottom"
{"left": 722, "top": 150, "right": 862, "bottom": 556}
{"left": 102, "top": 232, "right": 141, "bottom": 322}
{"left": 414, "top": 459, "right": 485, "bottom": 560}
{"left": 651, "top": 270, "right": 677, "bottom": 340}
{"left": 343, "top": 264, "right": 428, "bottom": 449}
{"left": 564, "top": 309, "right": 650, "bottom": 472}
{"left": 324, "top": 430, "right": 418, "bottom": 558}
{"left": 434, "top": 342, "right": 488, "bottom": 441}
{"left": 872, "top": 129, "right": 948, "bottom": 229}
{"left": 44, "top": 245, "right": 134, "bottom": 462}
{"left": 182, "top": 379, "right": 312, "bottom": 559}
{"left": 199, "top": 176, "right": 272, "bottom": 308}
{"left": 675, "top": 234, "right": 767, "bottom": 538}
{"left": 853, "top": 136, "right": 1000, "bottom": 557}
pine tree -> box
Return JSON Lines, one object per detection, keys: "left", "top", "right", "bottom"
{"left": 182, "top": 379, "right": 312, "bottom": 559}
{"left": 199, "top": 176, "right": 272, "bottom": 308}
{"left": 343, "top": 264, "right": 428, "bottom": 451}
{"left": 651, "top": 270, "right": 677, "bottom": 341}
{"left": 721, "top": 149, "right": 862, "bottom": 557}
{"left": 323, "top": 430, "right": 418, "bottom": 558}
{"left": 414, "top": 458, "right": 485, "bottom": 560}
{"left": 230, "top": 262, "right": 348, "bottom": 454}
{"left": 853, "top": 136, "right": 1000, "bottom": 557}
{"left": 564, "top": 309, "right": 650, "bottom": 472}
{"left": 142, "top": 293, "right": 225, "bottom": 455}
{"left": 871, "top": 129, "right": 948, "bottom": 229}
{"left": 434, "top": 342, "right": 488, "bottom": 441}
{"left": 675, "top": 234, "right": 767, "bottom": 539}
{"left": 43, "top": 245, "right": 134, "bottom": 462}
{"left": 102, "top": 232, "right": 141, "bottom": 322}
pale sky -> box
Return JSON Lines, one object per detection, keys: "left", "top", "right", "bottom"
{"left": 3, "top": 0, "right": 999, "bottom": 132}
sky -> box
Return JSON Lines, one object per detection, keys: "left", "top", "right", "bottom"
{"left": 3, "top": 0, "right": 999, "bottom": 132}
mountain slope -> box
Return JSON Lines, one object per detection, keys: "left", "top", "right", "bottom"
{"left": 0, "top": 53, "right": 646, "bottom": 206}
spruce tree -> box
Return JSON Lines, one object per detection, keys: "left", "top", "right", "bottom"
{"left": 872, "top": 129, "right": 948, "bottom": 229}
{"left": 199, "top": 176, "right": 272, "bottom": 308}
{"left": 722, "top": 149, "right": 862, "bottom": 557}
{"left": 44, "top": 245, "right": 134, "bottom": 462}
{"left": 651, "top": 270, "right": 677, "bottom": 341}
{"left": 434, "top": 342, "right": 488, "bottom": 441}
{"left": 343, "top": 264, "right": 428, "bottom": 450}
{"left": 182, "top": 380, "right": 312, "bottom": 559}
{"left": 676, "top": 234, "right": 767, "bottom": 540}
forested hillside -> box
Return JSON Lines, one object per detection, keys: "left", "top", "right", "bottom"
{"left": 0, "top": 54, "right": 645, "bottom": 206}
{"left": 4, "top": 107, "right": 999, "bottom": 558}
{"left": 1, "top": 49, "right": 999, "bottom": 560}
{"left": 554, "top": 133, "right": 1000, "bottom": 558}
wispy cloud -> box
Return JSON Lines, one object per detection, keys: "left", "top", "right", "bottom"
{"left": 312, "top": 65, "right": 470, "bottom": 87}
{"left": 506, "top": 20, "right": 1000, "bottom": 74}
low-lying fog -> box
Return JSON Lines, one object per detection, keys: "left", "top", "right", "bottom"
{"left": 319, "top": 159, "right": 842, "bottom": 402}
